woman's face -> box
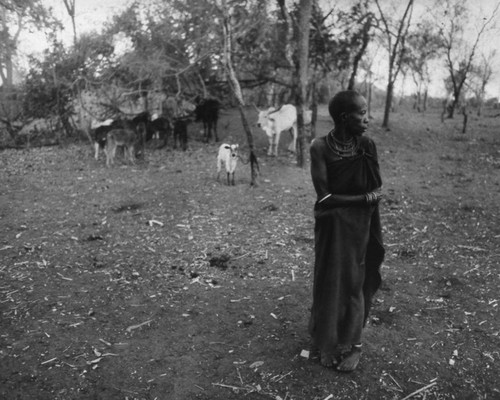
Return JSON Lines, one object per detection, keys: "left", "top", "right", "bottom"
{"left": 345, "top": 96, "right": 368, "bottom": 137}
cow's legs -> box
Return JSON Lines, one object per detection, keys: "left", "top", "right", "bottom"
{"left": 288, "top": 125, "right": 298, "bottom": 153}
{"left": 273, "top": 132, "right": 281, "bottom": 156}
{"left": 267, "top": 135, "right": 274, "bottom": 156}
{"left": 204, "top": 122, "right": 209, "bottom": 143}
{"left": 213, "top": 121, "right": 219, "bottom": 142}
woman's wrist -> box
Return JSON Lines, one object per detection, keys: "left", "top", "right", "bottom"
{"left": 318, "top": 193, "right": 332, "bottom": 203}
{"left": 365, "top": 191, "right": 380, "bottom": 205}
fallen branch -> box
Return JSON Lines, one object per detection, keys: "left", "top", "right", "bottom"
{"left": 125, "top": 319, "right": 153, "bottom": 333}
{"left": 272, "top": 370, "right": 292, "bottom": 383}
{"left": 212, "top": 382, "right": 248, "bottom": 391}
{"left": 232, "top": 252, "right": 250, "bottom": 260}
{"left": 401, "top": 381, "right": 437, "bottom": 400}
{"left": 57, "top": 272, "right": 73, "bottom": 281}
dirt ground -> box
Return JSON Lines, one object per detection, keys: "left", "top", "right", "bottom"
{"left": 1, "top": 104, "right": 499, "bottom": 400}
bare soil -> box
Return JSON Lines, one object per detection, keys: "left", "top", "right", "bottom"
{"left": 1, "top": 105, "right": 499, "bottom": 400}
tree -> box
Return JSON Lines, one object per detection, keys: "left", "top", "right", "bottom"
{"left": 344, "top": 1, "right": 375, "bottom": 90}
{"left": 375, "top": 0, "right": 414, "bottom": 128}
{"left": 405, "top": 21, "right": 444, "bottom": 112}
{"left": 23, "top": 41, "right": 75, "bottom": 136}
{"left": 0, "top": 0, "right": 55, "bottom": 89}
{"left": 469, "top": 50, "right": 496, "bottom": 116}
{"left": 221, "top": 0, "right": 259, "bottom": 185}
{"left": 62, "top": 0, "right": 77, "bottom": 46}
{"left": 437, "top": 0, "right": 499, "bottom": 118}
{"left": 294, "top": 0, "right": 312, "bottom": 167}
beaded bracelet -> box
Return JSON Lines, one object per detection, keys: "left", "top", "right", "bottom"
{"left": 366, "top": 192, "right": 377, "bottom": 205}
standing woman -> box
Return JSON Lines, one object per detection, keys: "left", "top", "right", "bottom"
{"left": 309, "top": 90, "right": 385, "bottom": 372}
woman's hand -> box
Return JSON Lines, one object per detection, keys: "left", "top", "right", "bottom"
{"left": 365, "top": 188, "right": 383, "bottom": 205}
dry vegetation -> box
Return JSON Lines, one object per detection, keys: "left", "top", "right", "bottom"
{"left": 1, "top": 105, "right": 499, "bottom": 400}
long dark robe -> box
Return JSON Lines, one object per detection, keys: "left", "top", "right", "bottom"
{"left": 309, "top": 135, "right": 385, "bottom": 354}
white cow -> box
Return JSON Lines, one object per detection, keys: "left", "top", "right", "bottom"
{"left": 217, "top": 143, "right": 239, "bottom": 186}
{"left": 256, "top": 104, "right": 311, "bottom": 156}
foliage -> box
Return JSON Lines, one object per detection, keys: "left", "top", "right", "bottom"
{"left": 102, "top": 0, "right": 225, "bottom": 97}
{"left": 466, "top": 51, "right": 495, "bottom": 115}
{"left": 8, "top": 0, "right": 500, "bottom": 139}
{"left": 23, "top": 41, "right": 75, "bottom": 129}
{"left": 404, "top": 20, "right": 444, "bottom": 109}
{"left": 0, "top": 0, "right": 58, "bottom": 88}
{"left": 436, "top": 0, "right": 499, "bottom": 117}
{"left": 375, "top": 0, "right": 415, "bottom": 127}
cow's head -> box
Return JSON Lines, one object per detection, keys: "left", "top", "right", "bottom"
{"left": 256, "top": 107, "right": 276, "bottom": 127}
{"left": 227, "top": 144, "right": 239, "bottom": 158}
{"left": 255, "top": 107, "right": 277, "bottom": 138}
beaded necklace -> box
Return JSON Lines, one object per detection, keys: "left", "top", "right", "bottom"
{"left": 326, "top": 130, "right": 359, "bottom": 158}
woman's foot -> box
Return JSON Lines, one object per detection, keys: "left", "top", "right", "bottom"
{"left": 320, "top": 351, "right": 338, "bottom": 368}
{"left": 337, "top": 345, "right": 362, "bottom": 372}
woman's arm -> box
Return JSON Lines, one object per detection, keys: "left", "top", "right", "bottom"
{"left": 310, "top": 139, "right": 382, "bottom": 207}
{"left": 317, "top": 191, "right": 382, "bottom": 208}
{"left": 310, "top": 138, "right": 330, "bottom": 200}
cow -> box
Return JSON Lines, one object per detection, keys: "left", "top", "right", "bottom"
{"left": 195, "top": 97, "right": 220, "bottom": 143}
{"left": 92, "top": 112, "right": 150, "bottom": 161}
{"left": 92, "top": 118, "right": 122, "bottom": 160}
{"left": 144, "top": 113, "right": 173, "bottom": 148}
{"left": 173, "top": 117, "right": 189, "bottom": 151}
{"left": 217, "top": 143, "right": 239, "bottom": 185}
{"left": 105, "top": 128, "right": 139, "bottom": 167}
{"left": 256, "top": 104, "right": 311, "bottom": 156}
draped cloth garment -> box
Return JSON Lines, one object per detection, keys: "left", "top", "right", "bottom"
{"left": 309, "top": 135, "right": 385, "bottom": 354}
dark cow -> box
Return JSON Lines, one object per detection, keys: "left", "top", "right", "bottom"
{"left": 195, "top": 98, "right": 220, "bottom": 143}
{"left": 93, "top": 112, "right": 150, "bottom": 161}
{"left": 173, "top": 117, "right": 189, "bottom": 151}
{"left": 139, "top": 115, "right": 172, "bottom": 148}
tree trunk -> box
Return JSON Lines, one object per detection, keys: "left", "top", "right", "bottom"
{"left": 348, "top": 16, "right": 372, "bottom": 91}
{"left": 222, "top": 2, "right": 259, "bottom": 185}
{"left": 295, "top": 0, "right": 313, "bottom": 167}
{"left": 310, "top": 80, "right": 317, "bottom": 140}
{"left": 462, "top": 105, "right": 468, "bottom": 134}
{"left": 277, "top": 0, "right": 294, "bottom": 69}
{"left": 448, "top": 98, "right": 458, "bottom": 119}
{"left": 62, "top": 0, "right": 77, "bottom": 46}
{"left": 376, "top": 0, "right": 414, "bottom": 128}
{"left": 367, "top": 81, "right": 372, "bottom": 119}
{"left": 382, "top": 81, "right": 393, "bottom": 128}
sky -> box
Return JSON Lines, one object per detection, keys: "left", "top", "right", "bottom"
{"left": 15, "top": 0, "right": 500, "bottom": 99}
{"left": 18, "top": 0, "right": 132, "bottom": 58}
{"left": 49, "top": 0, "right": 131, "bottom": 37}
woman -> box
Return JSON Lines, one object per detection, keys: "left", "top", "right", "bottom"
{"left": 309, "top": 90, "right": 385, "bottom": 372}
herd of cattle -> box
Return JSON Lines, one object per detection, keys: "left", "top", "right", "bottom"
{"left": 92, "top": 97, "right": 220, "bottom": 165}
{"left": 92, "top": 99, "right": 311, "bottom": 183}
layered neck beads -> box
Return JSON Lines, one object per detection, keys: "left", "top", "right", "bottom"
{"left": 327, "top": 130, "right": 359, "bottom": 158}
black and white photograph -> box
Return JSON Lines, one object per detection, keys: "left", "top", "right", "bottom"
{"left": 1, "top": 0, "right": 499, "bottom": 399}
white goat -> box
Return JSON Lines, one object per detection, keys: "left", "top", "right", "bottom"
{"left": 256, "top": 104, "right": 312, "bottom": 156}
{"left": 217, "top": 143, "right": 239, "bottom": 186}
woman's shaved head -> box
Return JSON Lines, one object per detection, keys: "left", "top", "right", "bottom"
{"left": 328, "top": 90, "right": 365, "bottom": 124}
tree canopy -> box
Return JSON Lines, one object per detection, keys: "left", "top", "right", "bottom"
{"left": 3, "top": 0, "right": 499, "bottom": 131}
